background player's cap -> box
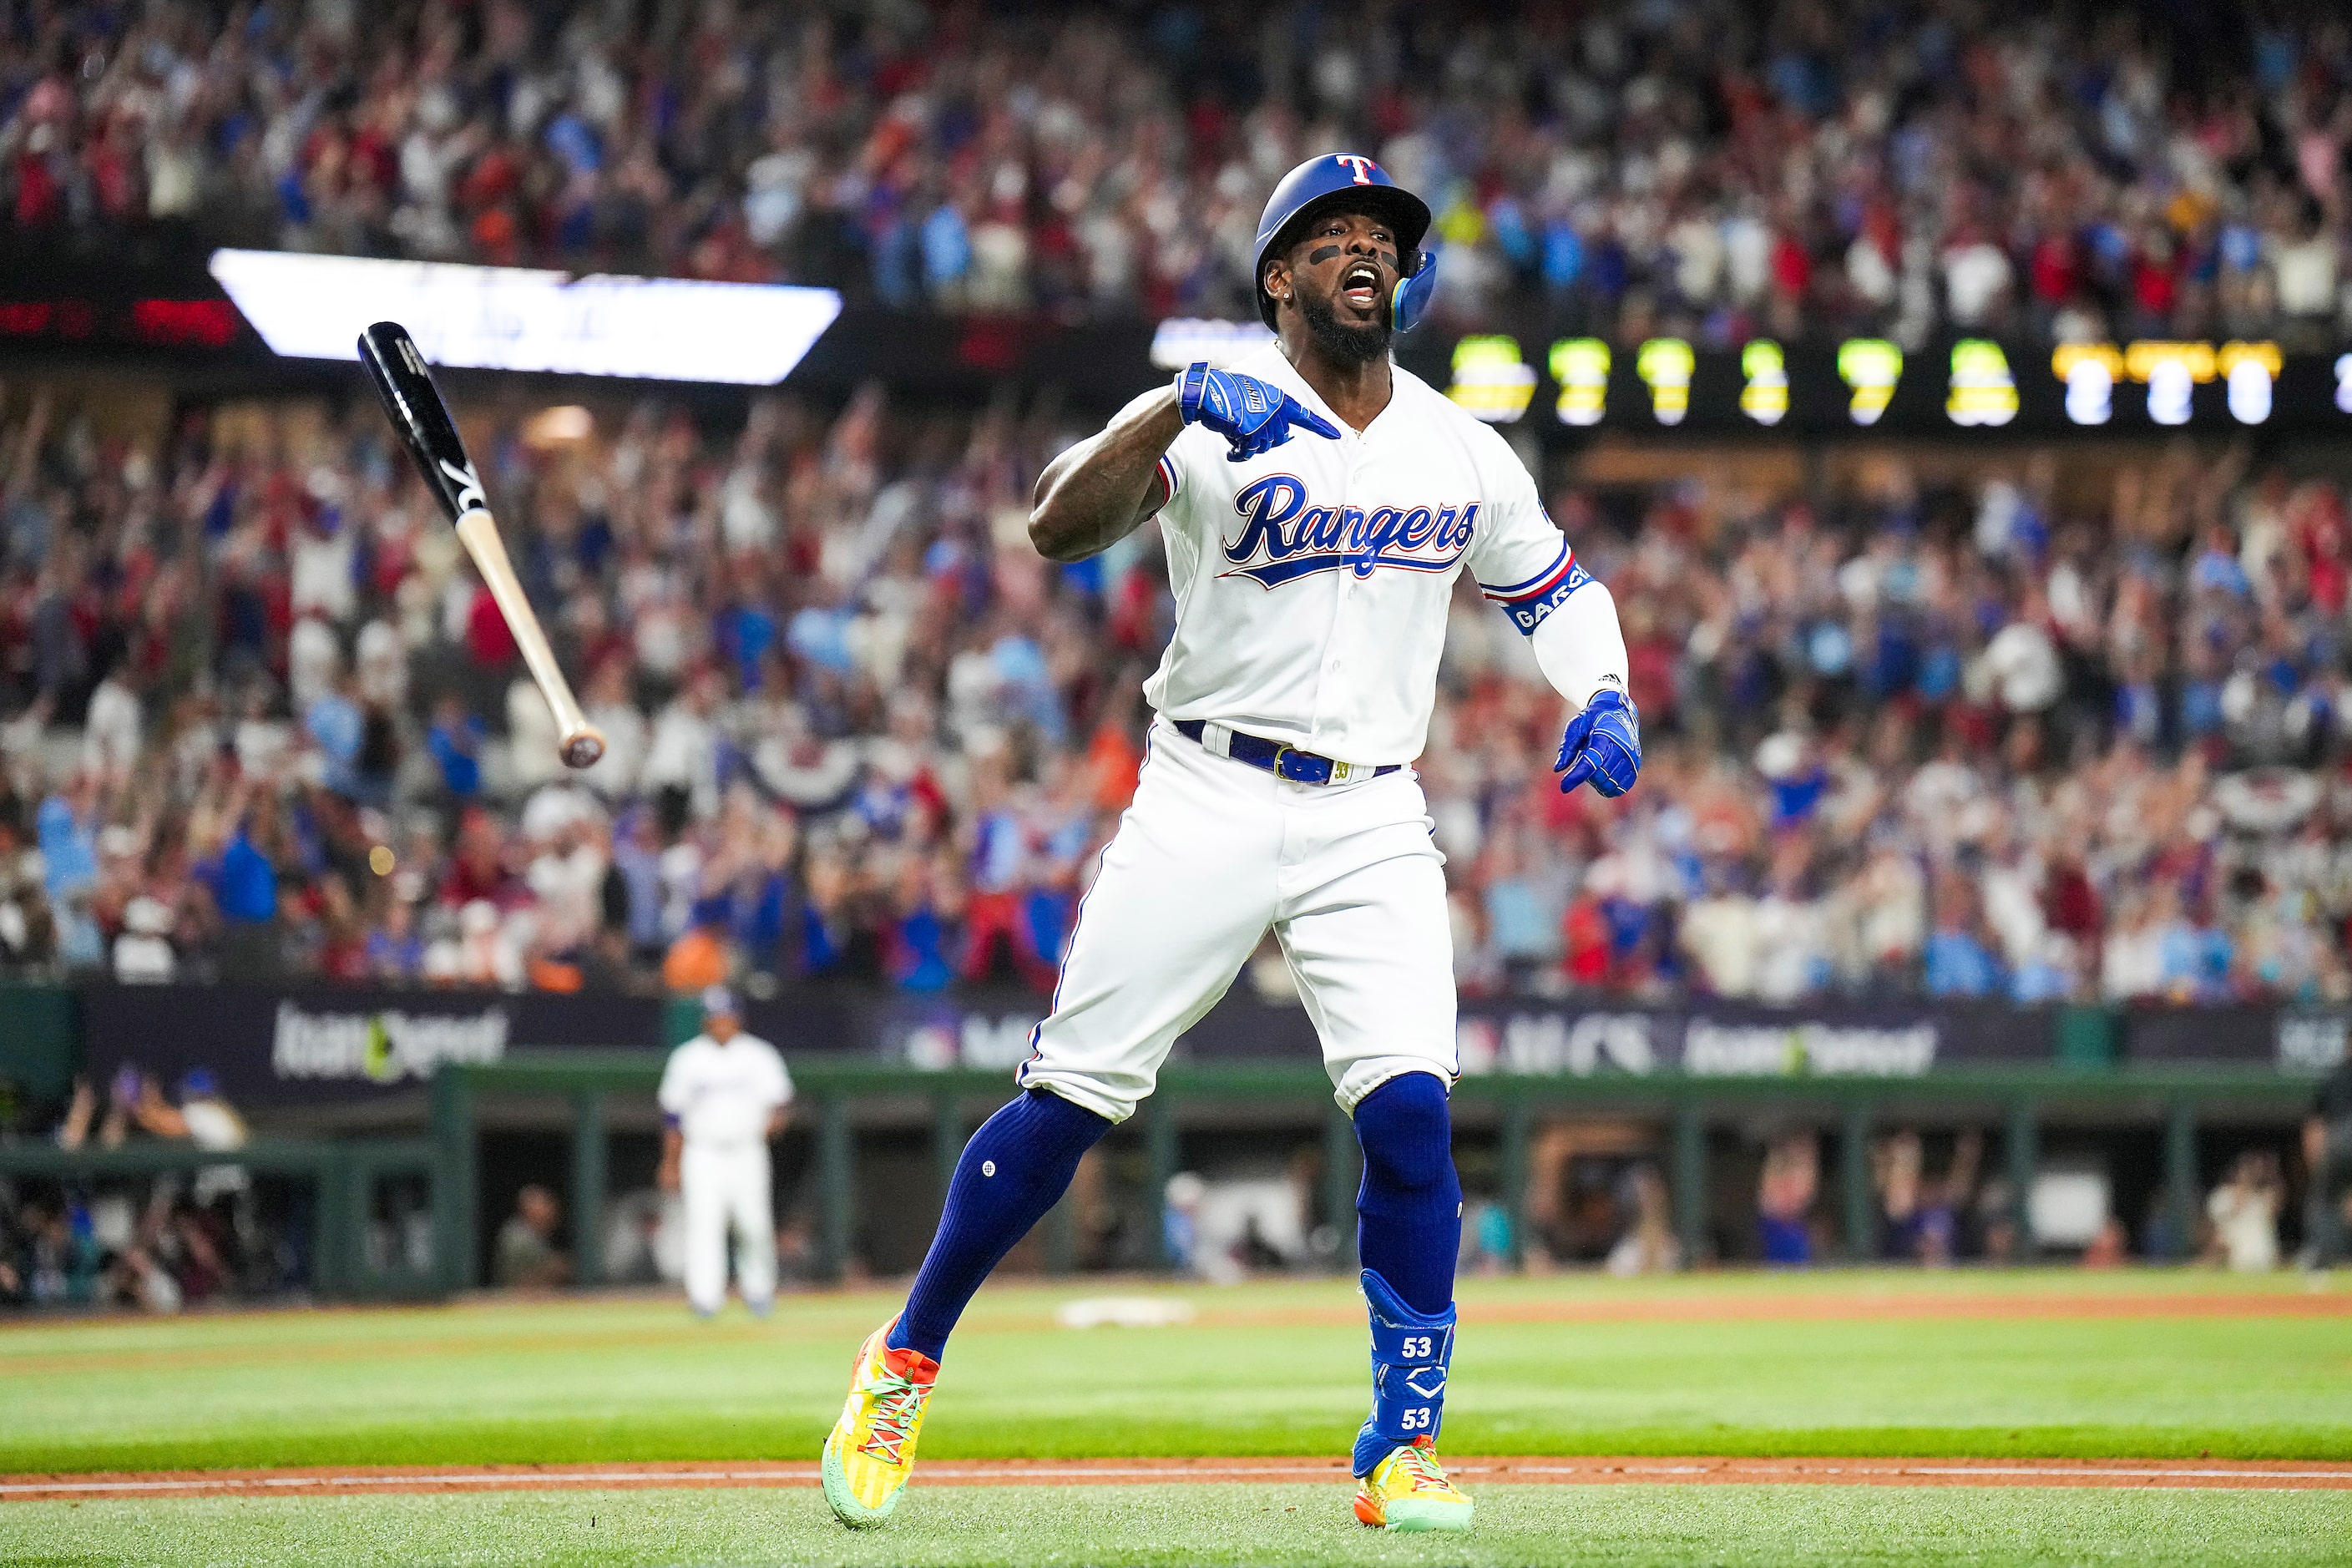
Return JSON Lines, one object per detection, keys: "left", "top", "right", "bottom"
{"left": 700, "top": 984, "right": 740, "bottom": 1021}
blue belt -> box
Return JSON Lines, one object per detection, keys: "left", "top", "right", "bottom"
{"left": 1171, "top": 720, "right": 1399, "bottom": 787}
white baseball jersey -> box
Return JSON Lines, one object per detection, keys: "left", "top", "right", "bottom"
{"left": 1018, "top": 346, "right": 1621, "bottom": 1124}
{"left": 1144, "top": 345, "right": 1590, "bottom": 766}
{"left": 658, "top": 1033, "right": 792, "bottom": 1146}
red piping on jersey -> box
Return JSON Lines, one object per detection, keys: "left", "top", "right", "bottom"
{"left": 1480, "top": 541, "right": 1576, "bottom": 604}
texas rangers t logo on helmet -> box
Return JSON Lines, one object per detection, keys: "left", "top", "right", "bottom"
{"left": 1334, "top": 154, "right": 1378, "bottom": 184}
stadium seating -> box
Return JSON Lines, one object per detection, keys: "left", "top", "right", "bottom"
{"left": 2, "top": 1, "right": 2346, "bottom": 346}
{"left": 0, "top": 382, "right": 2347, "bottom": 1009}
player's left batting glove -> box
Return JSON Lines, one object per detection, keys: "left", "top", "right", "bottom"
{"left": 1176, "top": 362, "right": 1343, "bottom": 463}
{"left": 1553, "top": 688, "right": 1641, "bottom": 797}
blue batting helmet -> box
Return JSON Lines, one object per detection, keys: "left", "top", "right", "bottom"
{"left": 1252, "top": 153, "right": 1432, "bottom": 329}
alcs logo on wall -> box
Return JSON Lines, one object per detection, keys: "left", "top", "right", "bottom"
{"left": 1456, "top": 1013, "right": 1657, "bottom": 1077}
{"left": 272, "top": 1002, "right": 510, "bottom": 1084}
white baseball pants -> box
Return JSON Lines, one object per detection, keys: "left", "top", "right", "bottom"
{"left": 1018, "top": 721, "right": 1458, "bottom": 1122}
{"left": 680, "top": 1141, "right": 775, "bottom": 1313}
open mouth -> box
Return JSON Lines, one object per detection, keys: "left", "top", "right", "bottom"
{"left": 1340, "top": 261, "right": 1382, "bottom": 311}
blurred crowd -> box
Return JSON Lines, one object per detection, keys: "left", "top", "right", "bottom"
{"left": 0, "top": 1063, "right": 308, "bottom": 1311}
{"left": 3, "top": 372, "right": 2352, "bottom": 1008}
{"left": 4, "top": 0, "right": 2352, "bottom": 347}
{"left": 1495, "top": 446, "right": 2352, "bottom": 1007}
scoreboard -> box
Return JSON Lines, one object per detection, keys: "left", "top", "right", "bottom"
{"left": 1148, "top": 316, "right": 2352, "bottom": 437}
{"left": 1433, "top": 332, "right": 2352, "bottom": 437}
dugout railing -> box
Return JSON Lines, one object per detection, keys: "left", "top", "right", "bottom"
{"left": 425, "top": 1056, "right": 2319, "bottom": 1297}
{"left": 0, "top": 1134, "right": 445, "bottom": 1300}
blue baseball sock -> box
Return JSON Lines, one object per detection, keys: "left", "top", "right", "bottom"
{"left": 1353, "top": 1072, "right": 1460, "bottom": 1318}
{"left": 888, "top": 1088, "right": 1111, "bottom": 1362}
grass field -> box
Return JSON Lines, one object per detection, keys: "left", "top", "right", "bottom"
{"left": 3, "top": 1268, "right": 2349, "bottom": 1565}
{"left": 8, "top": 1485, "right": 2351, "bottom": 1567}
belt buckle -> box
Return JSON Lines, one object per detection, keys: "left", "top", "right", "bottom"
{"left": 1272, "top": 745, "right": 1327, "bottom": 785}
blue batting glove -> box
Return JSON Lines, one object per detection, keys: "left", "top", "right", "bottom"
{"left": 1176, "top": 362, "right": 1343, "bottom": 463}
{"left": 1553, "top": 687, "right": 1641, "bottom": 797}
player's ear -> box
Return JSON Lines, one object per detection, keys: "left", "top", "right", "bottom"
{"left": 1262, "top": 256, "right": 1291, "bottom": 311}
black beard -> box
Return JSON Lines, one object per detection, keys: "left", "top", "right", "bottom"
{"left": 1299, "top": 290, "right": 1390, "bottom": 364}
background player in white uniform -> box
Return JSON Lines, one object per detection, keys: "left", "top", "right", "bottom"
{"left": 657, "top": 985, "right": 792, "bottom": 1317}
{"left": 821, "top": 154, "right": 1641, "bottom": 1534}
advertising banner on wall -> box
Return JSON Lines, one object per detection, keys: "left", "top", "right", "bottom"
{"left": 81, "top": 984, "right": 663, "bottom": 1108}
{"left": 68, "top": 980, "right": 2339, "bottom": 1107}
{"left": 1453, "top": 999, "right": 2054, "bottom": 1079}
{"left": 852, "top": 990, "right": 2061, "bottom": 1079}
{"left": 2125, "top": 1004, "right": 2351, "bottom": 1070}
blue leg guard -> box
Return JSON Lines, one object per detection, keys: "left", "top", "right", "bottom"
{"left": 1351, "top": 1266, "right": 1455, "bottom": 1477}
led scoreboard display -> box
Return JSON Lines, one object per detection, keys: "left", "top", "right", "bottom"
{"left": 1432, "top": 333, "right": 2352, "bottom": 437}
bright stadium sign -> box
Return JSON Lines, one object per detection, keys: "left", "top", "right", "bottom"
{"left": 1444, "top": 335, "right": 1538, "bottom": 422}
{"left": 271, "top": 1000, "right": 509, "bottom": 1084}
{"left": 206, "top": 250, "right": 842, "bottom": 384}
{"left": 1149, "top": 316, "right": 1277, "bottom": 370}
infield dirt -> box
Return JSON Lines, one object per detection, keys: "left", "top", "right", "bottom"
{"left": 6, "top": 1454, "right": 2349, "bottom": 1504}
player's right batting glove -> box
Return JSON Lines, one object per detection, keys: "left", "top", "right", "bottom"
{"left": 1176, "top": 362, "right": 1343, "bottom": 462}
{"left": 1553, "top": 688, "right": 1641, "bottom": 797}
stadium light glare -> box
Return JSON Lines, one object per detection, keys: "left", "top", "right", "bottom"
{"left": 2218, "top": 341, "right": 2282, "bottom": 425}
{"left": 206, "top": 250, "right": 842, "bottom": 383}
{"left": 1444, "top": 335, "right": 1537, "bottom": 423}
{"left": 2052, "top": 344, "right": 2123, "bottom": 425}
{"left": 2123, "top": 341, "right": 2216, "bottom": 427}
{"left": 1945, "top": 340, "right": 2018, "bottom": 427}
{"left": 1738, "top": 340, "right": 1788, "bottom": 426}
{"left": 1548, "top": 337, "right": 1611, "bottom": 426}
{"left": 1836, "top": 339, "right": 1903, "bottom": 425}
{"left": 1635, "top": 337, "right": 1695, "bottom": 425}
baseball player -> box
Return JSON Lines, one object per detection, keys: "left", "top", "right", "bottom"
{"left": 657, "top": 985, "right": 793, "bottom": 1317}
{"left": 822, "top": 154, "right": 1640, "bottom": 1533}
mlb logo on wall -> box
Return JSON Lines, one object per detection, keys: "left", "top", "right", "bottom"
{"left": 893, "top": 1004, "right": 1047, "bottom": 1070}
{"left": 2279, "top": 1012, "right": 2349, "bottom": 1071}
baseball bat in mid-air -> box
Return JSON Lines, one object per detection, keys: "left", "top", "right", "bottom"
{"left": 357, "top": 321, "right": 605, "bottom": 771}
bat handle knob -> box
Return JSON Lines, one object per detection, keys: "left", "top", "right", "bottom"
{"left": 560, "top": 727, "right": 608, "bottom": 771}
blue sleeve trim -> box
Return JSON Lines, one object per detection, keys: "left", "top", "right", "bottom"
{"left": 1155, "top": 453, "right": 1179, "bottom": 508}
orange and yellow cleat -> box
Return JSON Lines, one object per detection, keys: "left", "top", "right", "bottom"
{"left": 1353, "top": 1434, "right": 1474, "bottom": 1532}
{"left": 821, "top": 1318, "right": 939, "bottom": 1528}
